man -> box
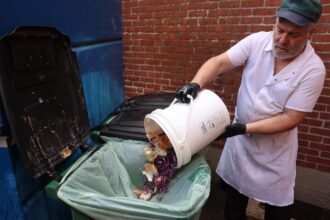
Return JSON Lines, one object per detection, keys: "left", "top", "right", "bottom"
{"left": 175, "top": 0, "right": 325, "bottom": 219}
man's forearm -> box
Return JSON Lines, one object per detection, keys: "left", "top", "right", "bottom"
{"left": 246, "top": 108, "right": 306, "bottom": 135}
{"left": 192, "top": 52, "right": 236, "bottom": 88}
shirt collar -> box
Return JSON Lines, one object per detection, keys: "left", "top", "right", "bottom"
{"left": 271, "top": 40, "right": 314, "bottom": 82}
{"left": 264, "top": 31, "right": 274, "bottom": 52}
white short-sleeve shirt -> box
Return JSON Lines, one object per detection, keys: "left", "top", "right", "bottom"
{"left": 216, "top": 31, "right": 326, "bottom": 206}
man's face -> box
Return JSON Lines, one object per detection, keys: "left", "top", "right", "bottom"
{"left": 273, "top": 18, "right": 313, "bottom": 60}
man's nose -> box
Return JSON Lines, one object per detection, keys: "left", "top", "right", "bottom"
{"left": 278, "top": 33, "right": 289, "bottom": 44}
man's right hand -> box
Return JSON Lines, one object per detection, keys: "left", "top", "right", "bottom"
{"left": 217, "top": 123, "right": 246, "bottom": 140}
{"left": 175, "top": 83, "right": 200, "bottom": 103}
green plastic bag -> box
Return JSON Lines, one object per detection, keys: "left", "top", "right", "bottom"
{"left": 57, "top": 138, "right": 211, "bottom": 220}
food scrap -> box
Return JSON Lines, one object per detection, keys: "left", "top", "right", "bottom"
{"left": 134, "top": 132, "right": 177, "bottom": 200}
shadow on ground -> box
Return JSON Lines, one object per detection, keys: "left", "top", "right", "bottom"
{"left": 199, "top": 172, "right": 330, "bottom": 220}
{"left": 200, "top": 172, "right": 226, "bottom": 220}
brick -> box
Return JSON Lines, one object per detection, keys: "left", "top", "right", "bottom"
{"left": 122, "top": 1, "right": 138, "bottom": 9}
{"left": 140, "top": 65, "right": 155, "bottom": 71}
{"left": 317, "top": 165, "right": 330, "bottom": 173}
{"left": 298, "top": 140, "right": 309, "bottom": 147}
{"left": 310, "top": 142, "right": 330, "bottom": 152}
{"left": 264, "top": 0, "right": 281, "bottom": 7}
{"left": 250, "top": 25, "right": 273, "bottom": 32}
{"left": 155, "top": 78, "right": 170, "bottom": 85}
{"left": 240, "top": 17, "right": 263, "bottom": 24}
{"left": 301, "top": 118, "right": 323, "bottom": 127}
{"left": 145, "top": 46, "right": 160, "bottom": 53}
{"left": 146, "top": 83, "right": 162, "bottom": 90}
{"left": 321, "top": 87, "right": 330, "bottom": 96}
{"left": 297, "top": 154, "right": 306, "bottom": 160}
{"left": 219, "top": 1, "right": 240, "bottom": 8}
{"left": 320, "top": 112, "right": 330, "bottom": 120}
{"left": 306, "top": 156, "right": 330, "bottom": 166}
{"left": 228, "top": 9, "right": 253, "bottom": 17}
{"left": 264, "top": 17, "right": 277, "bottom": 24}
{"left": 313, "top": 43, "right": 330, "bottom": 52}
{"left": 252, "top": 8, "right": 276, "bottom": 16}
{"left": 313, "top": 103, "right": 327, "bottom": 111}
{"left": 325, "top": 121, "right": 330, "bottom": 129}
{"left": 296, "top": 160, "right": 317, "bottom": 169}
{"left": 307, "top": 111, "right": 320, "bottom": 118}
{"left": 298, "top": 125, "right": 308, "bottom": 132}
{"left": 126, "top": 75, "right": 140, "bottom": 81}
{"left": 242, "top": 0, "right": 265, "bottom": 8}
{"left": 209, "top": 9, "right": 228, "bottom": 17}
{"left": 188, "top": 10, "right": 207, "bottom": 17}
{"left": 125, "top": 86, "right": 137, "bottom": 93}
{"left": 186, "top": 26, "right": 207, "bottom": 32}
{"left": 323, "top": 79, "right": 330, "bottom": 87}
{"left": 162, "top": 85, "right": 181, "bottom": 91}
{"left": 321, "top": 151, "right": 330, "bottom": 159}
{"left": 319, "top": 14, "right": 330, "bottom": 23}
{"left": 134, "top": 71, "right": 149, "bottom": 78}
{"left": 310, "top": 127, "right": 330, "bottom": 136}
{"left": 298, "top": 147, "right": 319, "bottom": 156}
{"left": 298, "top": 133, "right": 323, "bottom": 142}
{"left": 312, "top": 34, "right": 330, "bottom": 43}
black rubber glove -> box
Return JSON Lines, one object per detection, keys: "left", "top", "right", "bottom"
{"left": 175, "top": 83, "right": 200, "bottom": 103}
{"left": 217, "top": 123, "right": 246, "bottom": 140}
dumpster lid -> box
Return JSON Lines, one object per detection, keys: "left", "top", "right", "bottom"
{"left": 0, "top": 26, "right": 90, "bottom": 178}
{"left": 99, "top": 109, "right": 155, "bottom": 141}
{"left": 96, "top": 93, "right": 175, "bottom": 142}
{"left": 124, "top": 93, "right": 175, "bottom": 109}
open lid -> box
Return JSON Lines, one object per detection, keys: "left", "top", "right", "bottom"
{"left": 0, "top": 26, "right": 90, "bottom": 178}
{"left": 97, "top": 93, "right": 174, "bottom": 142}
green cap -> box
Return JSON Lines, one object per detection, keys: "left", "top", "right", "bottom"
{"left": 275, "top": 0, "right": 322, "bottom": 26}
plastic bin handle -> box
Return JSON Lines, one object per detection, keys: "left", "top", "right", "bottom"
{"left": 170, "top": 95, "right": 194, "bottom": 146}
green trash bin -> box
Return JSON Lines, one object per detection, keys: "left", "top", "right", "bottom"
{"left": 57, "top": 138, "right": 211, "bottom": 220}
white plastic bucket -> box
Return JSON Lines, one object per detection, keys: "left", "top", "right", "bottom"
{"left": 144, "top": 89, "right": 230, "bottom": 168}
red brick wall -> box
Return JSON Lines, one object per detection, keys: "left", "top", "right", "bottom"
{"left": 121, "top": 0, "right": 330, "bottom": 173}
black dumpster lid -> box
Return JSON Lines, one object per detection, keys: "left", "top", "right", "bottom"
{"left": 0, "top": 26, "right": 90, "bottom": 178}
{"left": 98, "top": 93, "right": 174, "bottom": 142}
{"left": 124, "top": 93, "right": 175, "bottom": 109}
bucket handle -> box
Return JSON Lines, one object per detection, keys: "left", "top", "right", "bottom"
{"left": 170, "top": 94, "right": 194, "bottom": 146}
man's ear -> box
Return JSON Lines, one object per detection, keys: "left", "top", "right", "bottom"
{"left": 308, "top": 27, "right": 316, "bottom": 39}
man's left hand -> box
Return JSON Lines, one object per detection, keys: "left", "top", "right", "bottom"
{"left": 217, "top": 123, "right": 246, "bottom": 140}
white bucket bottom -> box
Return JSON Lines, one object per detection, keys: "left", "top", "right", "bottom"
{"left": 144, "top": 89, "right": 230, "bottom": 168}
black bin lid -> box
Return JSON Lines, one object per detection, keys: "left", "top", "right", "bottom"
{"left": 124, "top": 93, "right": 175, "bottom": 110}
{"left": 0, "top": 26, "right": 90, "bottom": 178}
{"left": 98, "top": 93, "right": 175, "bottom": 142}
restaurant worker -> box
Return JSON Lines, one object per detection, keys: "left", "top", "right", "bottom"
{"left": 175, "top": 0, "right": 325, "bottom": 219}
